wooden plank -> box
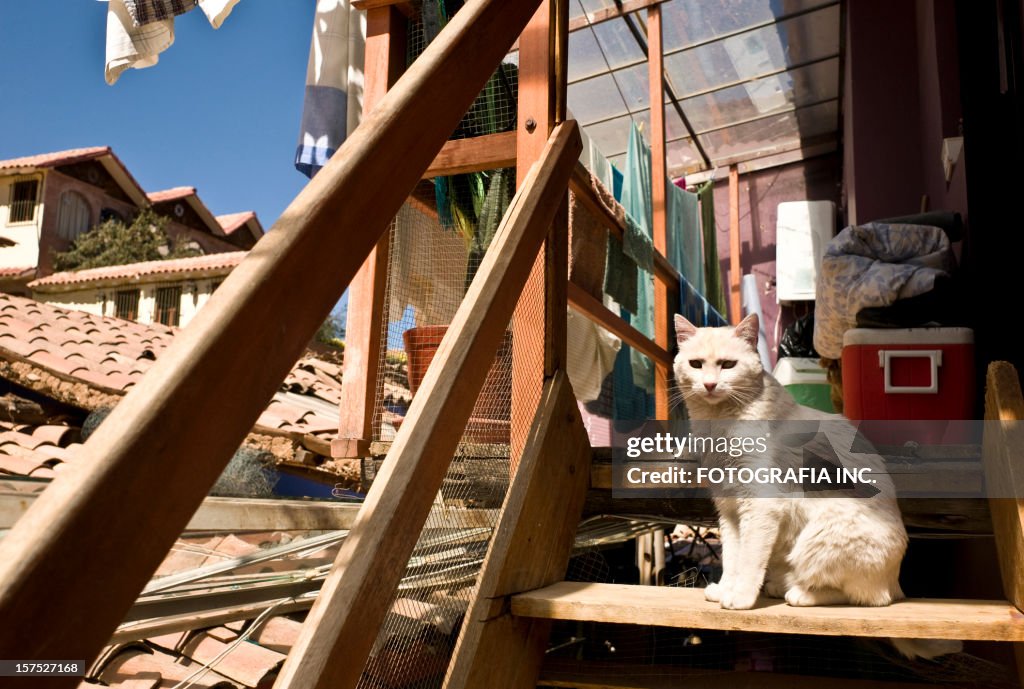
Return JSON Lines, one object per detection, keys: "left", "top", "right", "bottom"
{"left": 728, "top": 164, "right": 741, "bottom": 323}
{"left": 512, "top": 0, "right": 563, "bottom": 466}
{"left": 351, "top": 0, "right": 415, "bottom": 17}
{"left": 423, "top": 131, "right": 518, "bottom": 178}
{"left": 274, "top": 122, "right": 582, "bottom": 689}
{"left": 444, "top": 371, "right": 591, "bottom": 689}
{"left": 0, "top": 492, "right": 359, "bottom": 532}
{"left": 982, "top": 361, "right": 1024, "bottom": 684}
{"left": 569, "top": 162, "right": 680, "bottom": 288}
{"left": 540, "top": 660, "right": 951, "bottom": 689}
{"left": 567, "top": 281, "right": 672, "bottom": 367}
{"left": 334, "top": 6, "right": 407, "bottom": 460}
{"left": 513, "top": 582, "right": 1024, "bottom": 642}
{"left": 647, "top": 4, "right": 671, "bottom": 420}
{"left": 0, "top": 0, "right": 545, "bottom": 672}
{"left": 568, "top": 0, "right": 669, "bottom": 32}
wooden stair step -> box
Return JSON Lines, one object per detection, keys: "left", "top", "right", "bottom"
{"left": 512, "top": 582, "right": 1024, "bottom": 642}
{"left": 539, "top": 660, "right": 951, "bottom": 689}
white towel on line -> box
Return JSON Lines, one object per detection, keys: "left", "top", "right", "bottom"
{"left": 104, "top": 0, "right": 242, "bottom": 85}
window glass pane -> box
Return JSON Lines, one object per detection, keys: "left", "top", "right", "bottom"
{"left": 568, "top": 73, "right": 629, "bottom": 125}
{"left": 666, "top": 139, "right": 701, "bottom": 178}
{"left": 611, "top": 63, "right": 650, "bottom": 113}
{"left": 568, "top": 28, "right": 609, "bottom": 83}
{"left": 583, "top": 114, "right": 634, "bottom": 158}
{"left": 662, "top": 0, "right": 835, "bottom": 53}
{"left": 591, "top": 16, "right": 646, "bottom": 70}
{"left": 115, "top": 290, "right": 140, "bottom": 321}
{"left": 155, "top": 286, "right": 182, "bottom": 327}
{"left": 9, "top": 180, "right": 38, "bottom": 223}
{"left": 57, "top": 191, "right": 91, "bottom": 241}
{"left": 664, "top": 5, "right": 840, "bottom": 98}
{"left": 675, "top": 57, "right": 839, "bottom": 133}
{"left": 702, "top": 100, "right": 838, "bottom": 164}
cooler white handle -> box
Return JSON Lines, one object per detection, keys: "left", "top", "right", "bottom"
{"left": 877, "top": 349, "right": 943, "bottom": 394}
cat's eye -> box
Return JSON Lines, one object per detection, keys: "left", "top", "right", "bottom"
{"left": 719, "top": 360, "right": 737, "bottom": 369}
{"left": 689, "top": 359, "right": 703, "bottom": 369}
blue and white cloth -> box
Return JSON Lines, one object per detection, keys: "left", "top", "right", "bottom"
{"left": 294, "top": 0, "right": 366, "bottom": 178}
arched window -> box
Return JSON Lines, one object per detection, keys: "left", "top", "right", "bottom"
{"left": 56, "top": 191, "right": 91, "bottom": 241}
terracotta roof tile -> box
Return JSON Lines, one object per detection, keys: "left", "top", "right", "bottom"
{"left": 0, "top": 146, "right": 111, "bottom": 170}
{"left": 216, "top": 211, "right": 258, "bottom": 236}
{"left": 0, "top": 267, "right": 35, "bottom": 279}
{"left": 29, "top": 252, "right": 247, "bottom": 290}
{"left": 146, "top": 186, "right": 196, "bottom": 203}
{"left": 250, "top": 616, "right": 303, "bottom": 654}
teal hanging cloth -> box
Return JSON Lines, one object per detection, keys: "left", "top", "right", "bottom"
{"left": 667, "top": 183, "right": 703, "bottom": 289}
{"left": 697, "top": 180, "right": 727, "bottom": 316}
{"left": 621, "top": 122, "right": 655, "bottom": 395}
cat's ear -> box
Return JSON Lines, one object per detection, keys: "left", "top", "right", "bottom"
{"left": 675, "top": 315, "right": 698, "bottom": 346}
{"left": 734, "top": 313, "right": 760, "bottom": 351}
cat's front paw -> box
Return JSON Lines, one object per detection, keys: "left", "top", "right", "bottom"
{"left": 719, "top": 587, "right": 759, "bottom": 610}
{"left": 704, "top": 583, "right": 723, "bottom": 602}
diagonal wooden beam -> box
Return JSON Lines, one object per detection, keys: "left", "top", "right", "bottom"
{"left": 0, "top": 0, "right": 544, "bottom": 673}
{"left": 273, "top": 121, "right": 582, "bottom": 689}
{"left": 444, "top": 370, "right": 591, "bottom": 689}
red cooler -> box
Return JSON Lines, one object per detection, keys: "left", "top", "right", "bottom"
{"left": 841, "top": 328, "right": 974, "bottom": 444}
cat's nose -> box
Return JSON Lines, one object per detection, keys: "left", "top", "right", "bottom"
{"left": 704, "top": 382, "right": 717, "bottom": 392}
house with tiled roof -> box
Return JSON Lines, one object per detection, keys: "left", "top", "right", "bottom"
{"left": 29, "top": 251, "right": 246, "bottom": 328}
{"left": 0, "top": 146, "right": 264, "bottom": 294}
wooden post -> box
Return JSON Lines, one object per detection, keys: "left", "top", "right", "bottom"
{"left": 444, "top": 372, "right": 591, "bottom": 689}
{"left": 334, "top": 6, "right": 407, "bottom": 459}
{"left": 647, "top": 4, "right": 670, "bottom": 419}
{"left": 728, "top": 164, "right": 742, "bottom": 323}
{"left": 512, "top": 0, "right": 569, "bottom": 465}
{"left": 983, "top": 361, "right": 1024, "bottom": 685}
{"left": 0, "top": 0, "right": 542, "bottom": 673}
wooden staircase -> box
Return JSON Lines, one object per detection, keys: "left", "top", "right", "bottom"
{"left": 442, "top": 360, "right": 1024, "bottom": 688}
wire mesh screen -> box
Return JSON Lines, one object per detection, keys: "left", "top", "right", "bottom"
{"left": 361, "top": 169, "right": 516, "bottom": 689}
{"left": 406, "top": 3, "right": 518, "bottom": 142}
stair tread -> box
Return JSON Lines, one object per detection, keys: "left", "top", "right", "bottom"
{"left": 512, "top": 582, "right": 1024, "bottom": 641}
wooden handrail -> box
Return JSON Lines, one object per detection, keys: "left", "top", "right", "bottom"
{"left": 567, "top": 281, "right": 673, "bottom": 367}
{"left": 0, "top": 0, "right": 544, "bottom": 670}
{"left": 273, "top": 121, "right": 582, "bottom": 689}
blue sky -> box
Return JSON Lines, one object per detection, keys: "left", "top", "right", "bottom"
{"left": 0, "top": 2, "right": 354, "bottom": 318}
{"left": 0, "top": 2, "right": 314, "bottom": 228}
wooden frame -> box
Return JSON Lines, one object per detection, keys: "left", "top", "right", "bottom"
{"left": 0, "top": 0, "right": 544, "bottom": 671}
{"left": 334, "top": 5, "right": 407, "bottom": 460}
{"left": 274, "top": 122, "right": 582, "bottom": 689}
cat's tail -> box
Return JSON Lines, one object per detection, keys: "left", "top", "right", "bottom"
{"left": 889, "top": 637, "right": 963, "bottom": 659}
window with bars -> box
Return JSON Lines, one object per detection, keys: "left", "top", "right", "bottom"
{"left": 9, "top": 180, "right": 39, "bottom": 224}
{"left": 154, "top": 286, "right": 182, "bottom": 327}
{"left": 115, "top": 290, "right": 139, "bottom": 321}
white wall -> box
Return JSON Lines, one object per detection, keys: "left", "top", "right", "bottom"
{"left": 0, "top": 172, "right": 45, "bottom": 270}
{"left": 34, "top": 277, "right": 225, "bottom": 328}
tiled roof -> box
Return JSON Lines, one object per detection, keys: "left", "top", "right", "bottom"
{"left": 147, "top": 186, "right": 196, "bottom": 204}
{"left": 216, "top": 211, "right": 258, "bottom": 236}
{"left": 29, "top": 252, "right": 247, "bottom": 290}
{"left": 0, "top": 293, "right": 346, "bottom": 474}
{"left": 0, "top": 146, "right": 111, "bottom": 171}
{"left": 0, "top": 266, "right": 35, "bottom": 279}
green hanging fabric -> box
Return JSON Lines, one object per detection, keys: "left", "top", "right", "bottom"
{"left": 621, "top": 123, "right": 655, "bottom": 394}
{"left": 667, "top": 183, "right": 702, "bottom": 287}
{"left": 697, "top": 180, "right": 727, "bottom": 315}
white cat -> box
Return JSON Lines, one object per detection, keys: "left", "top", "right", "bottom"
{"left": 673, "top": 313, "right": 961, "bottom": 660}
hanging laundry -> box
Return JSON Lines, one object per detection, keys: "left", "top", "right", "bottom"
{"left": 566, "top": 307, "right": 622, "bottom": 403}
{"left": 104, "top": 0, "right": 242, "bottom": 84}
{"left": 568, "top": 192, "right": 607, "bottom": 301}
{"left": 622, "top": 214, "right": 654, "bottom": 273}
{"left": 604, "top": 232, "right": 638, "bottom": 315}
{"left": 294, "top": 0, "right": 366, "bottom": 178}
{"left": 621, "top": 123, "right": 655, "bottom": 393}
{"left": 123, "top": 0, "right": 196, "bottom": 26}
{"left": 667, "top": 183, "right": 703, "bottom": 290}
{"left": 680, "top": 275, "right": 728, "bottom": 329}
{"left": 697, "top": 180, "right": 728, "bottom": 316}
